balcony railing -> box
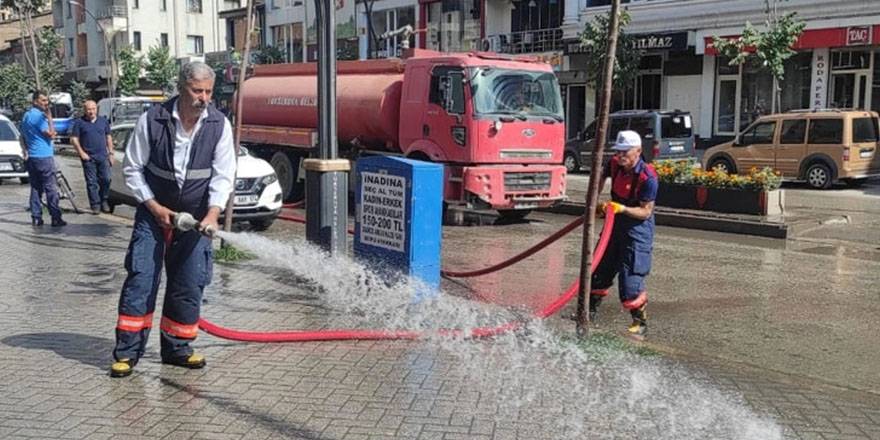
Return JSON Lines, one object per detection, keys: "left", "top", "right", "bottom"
{"left": 484, "top": 28, "right": 565, "bottom": 55}
{"left": 96, "top": 5, "right": 127, "bottom": 19}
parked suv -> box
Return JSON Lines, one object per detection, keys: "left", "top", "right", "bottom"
{"left": 0, "top": 114, "right": 28, "bottom": 184}
{"left": 702, "top": 110, "right": 880, "bottom": 189}
{"left": 563, "top": 109, "right": 697, "bottom": 172}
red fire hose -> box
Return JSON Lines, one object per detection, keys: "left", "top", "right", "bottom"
{"left": 197, "top": 211, "right": 615, "bottom": 342}
{"left": 282, "top": 200, "right": 304, "bottom": 209}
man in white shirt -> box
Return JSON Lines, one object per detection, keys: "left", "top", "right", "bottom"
{"left": 110, "top": 62, "right": 236, "bottom": 378}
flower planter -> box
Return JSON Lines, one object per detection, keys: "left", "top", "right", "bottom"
{"left": 656, "top": 183, "right": 784, "bottom": 216}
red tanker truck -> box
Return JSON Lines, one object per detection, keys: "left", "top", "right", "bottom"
{"left": 237, "top": 49, "right": 567, "bottom": 218}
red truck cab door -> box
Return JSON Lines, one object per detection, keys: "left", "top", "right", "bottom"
{"left": 400, "top": 64, "right": 470, "bottom": 163}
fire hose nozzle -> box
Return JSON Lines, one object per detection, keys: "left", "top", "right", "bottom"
{"left": 172, "top": 212, "right": 216, "bottom": 237}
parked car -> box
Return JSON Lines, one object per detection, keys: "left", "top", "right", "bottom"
{"left": 107, "top": 123, "right": 283, "bottom": 230}
{"left": 564, "top": 109, "right": 698, "bottom": 173}
{"left": 702, "top": 110, "right": 880, "bottom": 189}
{"left": 0, "top": 114, "right": 28, "bottom": 184}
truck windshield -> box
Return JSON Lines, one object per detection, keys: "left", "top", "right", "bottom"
{"left": 469, "top": 68, "right": 563, "bottom": 120}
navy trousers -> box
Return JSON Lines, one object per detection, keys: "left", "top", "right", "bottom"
{"left": 590, "top": 227, "right": 652, "bottom": 310}
{"left": 114, "top": 205, "right": 214, "bottom": 362}
{"left": 26, "top": 157, "right": 62, "bottom": 223}
{"left": 81, "top": 156, "right": 111, "bottom": 209}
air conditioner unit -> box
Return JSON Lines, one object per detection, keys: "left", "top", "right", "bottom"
{"left": 481, "top": 36, "right": 501, "bottom": 53}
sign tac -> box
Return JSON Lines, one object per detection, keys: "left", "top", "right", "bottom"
{"left": 354, "top": 156, "right": 444, "bottom": 295}
{"left": 846, "top": 26, "right": 872, "bottom": 46}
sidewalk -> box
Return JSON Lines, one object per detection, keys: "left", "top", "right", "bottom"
{"left": 1, "top": 159, "right": 879, "bottom": 439}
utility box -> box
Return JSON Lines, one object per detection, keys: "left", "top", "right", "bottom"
{"left": 354, "top": 156, "right": 443, "bottom": 295}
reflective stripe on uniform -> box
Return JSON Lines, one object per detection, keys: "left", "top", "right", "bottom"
{"left": 160, "top": 316, "right": 198, "bottom": 338}
{"left": 622, "top": 291, "right": 647, "bottom": 310}
{"left": 117, "top": 313, "right": 154, "bottom": 332}
{"left": 146, "top": 162, "right": 176, "bottom": 181}
{"left": 590, "top": 289, "right": 610, "bottom": 297}
{"left": 185, "top": 168, "right": 212, "bottom": 180}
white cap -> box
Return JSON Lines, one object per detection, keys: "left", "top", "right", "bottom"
{"left": 611, "top": 130, "right": 642, "bottom": 151}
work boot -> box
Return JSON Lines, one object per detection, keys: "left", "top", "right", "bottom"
{"left": 32, "top": 218, "right": 43, "bottom": 227}
{"left": 628, "top": 304, "right": 647, "bottom": 339}
{"left": 109, "top": 358, "right": 137, "bottom": 378}
{"left": 588, "top": 294, "right": 603, "bottom": 323}
{"left": 100, "top": 201, "right": 111, "bottom": 213}
{"left": 161, "top": 353, "right": 207, "bottom": 369}
{"left": 51, "top": 219, "right": 67, "bottom": 227}
{"left": 90, "top": 205, "right": 101, "bottom": 215}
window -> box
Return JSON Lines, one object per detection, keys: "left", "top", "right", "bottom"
{"left": 188, "top": 0, "right": 203, "bottom": 13}
{"left": 629, "top": 117, "right": 654, "bottom": 139}
{"left": 0, "top": 120, "right": 19, "bottom": 141}
{"left": 780, "top": 53, "right": 811, "bottom": 112}
{"left": 661, "top": 114, "right": 693, "bottom": 139}
{"left": 608, "top": 118, "right": 629, "bottom": 142}
{"left": 780, "top": 120, "right": 806, "bottom": 144}
{"left": 740, "top": 57, "right": 773, "bottom": 130}
{"left": 133, "top": 32, "right": 142, "bottom": 51}
{"left": 808, "top": 119, "right": 843, "bottom": 144}
{"left": 67, "top": 2, "right": 72, "bottom": 18}
{"left": 160, "top": 33, "right": 169, "bottom": 48}
{"left": 832, "top": 51, "right": 870, "bottom": 71}
{"left": 426, "top": 0, "right": 479, "bottom": 53}
{"left": 67, "top": 38, "right": 74, "bottom": 58}
{"left": 852, "top": 117, "right": 880, "bottom": 143}
{"left": 187, "top": 35, "right": 204, "bottom": 54}
{"left": 133, "top": 0, "right": 139, "bottom": 9}
{"left": 740, "top": 121, "right": 776, "bottom": 145}
{"left": 161, "top": 0, "right": 166, "bottom": 11}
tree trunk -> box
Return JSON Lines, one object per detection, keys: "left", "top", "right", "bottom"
{"left": 223, "top": 0, "right": 255, "bottom": 239}
{"left": 576, "top": 0, "right": 622, "bottom": 338}
{"left": 18, "top": 13, "right": 40, "bottom": 91}
{"left": 25, "top": 13, "right": 41, "bottom": 91}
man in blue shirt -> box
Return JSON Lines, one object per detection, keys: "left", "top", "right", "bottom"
{"left": 21, "top": 91, "right": 65, "bottom": 227}
{"left": 72, "top": 100, "right": 114, "bottom": 214}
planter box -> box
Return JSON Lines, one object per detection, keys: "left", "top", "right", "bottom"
{"left": 656, "top": 183, "right": 784, "bottom": 216}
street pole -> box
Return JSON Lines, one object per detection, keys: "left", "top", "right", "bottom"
{"left": 305, "top": 0, "right": 348, "bottom": 256}
{"left": 575, "top": 0, "right": 621, "bottom": 338}
{"left": 223, "top": 0, "right": 255, "bottom": 239}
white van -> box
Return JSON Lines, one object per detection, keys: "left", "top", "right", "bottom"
{"left": 0, "top": 114, "right": 28, "bottom": 184}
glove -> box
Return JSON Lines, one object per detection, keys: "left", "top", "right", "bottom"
{"left": 603, "top": 202, "right": 624, "bottom": 214}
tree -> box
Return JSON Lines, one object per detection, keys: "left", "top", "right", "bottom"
{"left": 0, "top": 63, "right": 33, "bottom": 123}
{"left": 116, "top": 46, "right": 144, "bottom": 97}
{"left": 35, "top": 27, "right": 63, "bottom": 94}
{"left": 2, "top": 0, "right": 47, "bottom": 90}
{"left": 69, "top": 80, "right": 89, "bottom": 116}
{"left": 577, "top": 9, "right": 641, "bottom": 94}
{"left": 145, "top": 45, "right": 179, "bottom": 97}
{"left": 253, "top": 45, "right": 285, "bottom": 64}
{"left": 710, "top": 0, "right": 806, "bottom": 114}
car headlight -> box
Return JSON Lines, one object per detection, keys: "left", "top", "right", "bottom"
{"left": 261, "top": 174, "right": 278, "bottom": 186}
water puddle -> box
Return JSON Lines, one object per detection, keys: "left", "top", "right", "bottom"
{"left": 216, "top": 230, "right": 783, "bottom": 439}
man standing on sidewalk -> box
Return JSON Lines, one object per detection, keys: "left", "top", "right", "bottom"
{"left": 20, "top": 91, "right": 65, "bottom": 227}
{"left": 591, "top": 130, "right": 657, "bottom": 338}
{"left": 110, "top": 62, "right": 235, "bottom": 378}
{"left": 71, "top": 100, "right": 114, "bottom": 214}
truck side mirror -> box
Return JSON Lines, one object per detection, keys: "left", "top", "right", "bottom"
{"left": 445, "top": 71, "right": 465, "bottom": 115}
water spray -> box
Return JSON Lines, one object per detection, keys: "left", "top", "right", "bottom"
{"left": 172, "top": 212, "right": 216, "bottom": 237}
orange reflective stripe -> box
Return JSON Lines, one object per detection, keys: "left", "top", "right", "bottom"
{"left": 590, "top": 289, "right": 610, "bottom": 297}
{"left": 117, "top": 314, "right": 153, "bottom": 332}
{"left": 160, "top": 316, "right": 198, "bottom": 339}
{"left": 622, "top": 291, "right": 647, "bottom": 310}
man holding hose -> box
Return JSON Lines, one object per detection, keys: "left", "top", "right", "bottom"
{"left": 110, "top": 62, "right": 236, "bottom": 378}
{"left": 592, "top": 130, "right": 658, "bottom": 338}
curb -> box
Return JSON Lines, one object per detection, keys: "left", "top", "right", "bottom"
{"left": 542, "top": 202, "right": 813, "bottom": 239}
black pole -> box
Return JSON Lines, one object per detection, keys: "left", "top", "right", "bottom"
{"left": 305, "top": 0, "right": 348, "bottom": 255}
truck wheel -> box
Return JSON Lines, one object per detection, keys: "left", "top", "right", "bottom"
{"left": 19, "top": 177, "right": 29, "bottom": 185}
{"left": 270, "top": 152, "right": 304, "bottom": 202}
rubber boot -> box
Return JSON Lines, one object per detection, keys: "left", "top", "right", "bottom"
{"left": 110, "top": 358, "right": 137, "bottom": 378}
{"left": 628, "top": 304, "right": 647, "bottom": 338}
{"left": 161, "top": 353, "right": 207, "bottom": 369}
{"left": 589, "top": 294, "right": 603, "bottom": 323}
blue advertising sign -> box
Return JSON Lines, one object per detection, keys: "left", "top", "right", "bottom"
{"left": 354, "top": 156, "right": 443, "bottom": 296}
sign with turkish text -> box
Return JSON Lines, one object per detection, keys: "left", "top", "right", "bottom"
{"left": 359, "top": 172, "right": 406, "bottom": 252}
{"left": 846, "top": 26, "right": 872, "bottom": 46}
{"left": 810, "top": 48, "right": 829, "bottom": 109}
{"left": 564, "top": 31, "right": 689, "bottom": 55}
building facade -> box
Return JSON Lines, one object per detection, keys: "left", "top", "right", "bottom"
{"left": 54, "top": 0, "right": 236, "bottom": 94}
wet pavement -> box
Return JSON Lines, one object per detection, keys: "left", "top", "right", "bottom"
{"left": 0, "top": 156, "right": 879, "bottom": 439}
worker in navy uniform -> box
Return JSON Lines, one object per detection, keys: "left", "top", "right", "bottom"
{"left": 591, "top": 130, "right": 658, "bottom": 338}
{"left": 110, "top": 62, "right": 236, "bottom": 378}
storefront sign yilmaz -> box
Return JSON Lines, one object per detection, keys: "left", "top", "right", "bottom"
{"left": 846, "top": 26, "right": 872, "bottom": 46}
{"left": 564, "top": 31, "right": 690, "bottom": 55}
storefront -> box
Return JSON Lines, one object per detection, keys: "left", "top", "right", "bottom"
{"left": 419, "top": 0, "right": 481, "bottom": 53}
{"left": 358, "top": 0, "right": 417, "bottom": 59}
{"left": 704, "top": 25, "right": 880, "bottom": 137}
{"left": 562, "top": 30, "right": 700, "bottom": 140}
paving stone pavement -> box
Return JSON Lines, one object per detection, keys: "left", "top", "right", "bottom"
{"left": 1, "top": 159, "right": 879, "bottom": 440}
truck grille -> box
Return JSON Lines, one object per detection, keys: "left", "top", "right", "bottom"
{"left": 504, "top": 172, "right": 551, "bottom": 192}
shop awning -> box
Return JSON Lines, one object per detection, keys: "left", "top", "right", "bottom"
{"left": 705, "top": 25, "right": 880, "bottom": 54}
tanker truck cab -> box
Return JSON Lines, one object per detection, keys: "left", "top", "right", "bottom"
{"left": 400, "top": 52, "right": 566, "bottom": 216}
